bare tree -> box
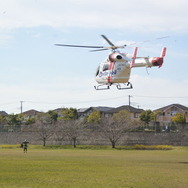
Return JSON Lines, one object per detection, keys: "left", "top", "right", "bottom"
{"left": 36, "top": 114, "right": 56, "bottom": 146}
{"left": 54, "top": 120, "right": 65, "bottom": 145}
{"left": 98, "top": 110, "right": 137, "bottom": 148}
{"left": 62, "top": 120, "right": 82, "bottom": 148}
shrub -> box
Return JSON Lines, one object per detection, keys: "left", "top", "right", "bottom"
{"left": 1, "top": 145, "right": 20, "bottom": 149}
{"left": 133, "top": 145, "right": 173, "bottom": 150}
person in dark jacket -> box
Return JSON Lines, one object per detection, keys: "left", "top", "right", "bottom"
{"left": 22, "top": 140, "right": 29, "bottom": 153}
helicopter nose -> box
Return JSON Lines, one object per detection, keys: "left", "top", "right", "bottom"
{"left": 151, "top": 57, "right": 163, "bottom": 67}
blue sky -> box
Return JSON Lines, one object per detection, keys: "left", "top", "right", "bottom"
{"left": 0, "top": 0, "right": 188, "bottom": 113}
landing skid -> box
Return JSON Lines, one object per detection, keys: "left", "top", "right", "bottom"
{"left": 94, "top": 85, "right": 110, "bottom": 90}
{"left": 94, "top": 82, "right": 133, "bottom": 90}
{"left": 116, "top": 82, "right": 133, "bottom": 90}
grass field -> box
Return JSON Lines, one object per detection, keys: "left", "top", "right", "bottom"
{"left": 0, "top": 146, "right": 188, "bottom": 188}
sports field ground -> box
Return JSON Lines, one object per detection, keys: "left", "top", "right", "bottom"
{"left": 0, "top": 146, "right": 188, "bottom": 188}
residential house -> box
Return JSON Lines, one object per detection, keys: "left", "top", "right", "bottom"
{"left": 77, "top": 106, "right": 114, "bottom": 119}
{"left": 0, "top": 111, "right": 8, "bottom": 131}
{"left": 77, "top": 105, "right": 143, "bottom": 121}
{"left": 154, "top": 103, "right": 188, "bottom": 126}
{"left": 0, "top": 111, "right": 8, "bottom": 116}
{"left": 22, "top": 109, "right": 41, "bottom": 119}
{"left": 104, "top": 105, "right": 144, "bottom": 121}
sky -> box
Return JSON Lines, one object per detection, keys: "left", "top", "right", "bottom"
{"left": 0, "top": 0, "right": 188, "bottom": 114}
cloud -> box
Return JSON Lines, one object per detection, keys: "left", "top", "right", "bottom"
{"left": 0, "top": 72, "right": 188, "bottom": 113}
{"left": 0, "top": 30, "right": 13, "bottom": 47}
{"left": 0, "top": 0, "right": 187, "bottom": 114}
{"left": 128, "top": 74, "right": 188, "bottom": 109}
{"left": 0, "top": 0, "right": 188, "bottom": 33}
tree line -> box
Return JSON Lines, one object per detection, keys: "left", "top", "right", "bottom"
{"left": 0, "top": 108, "right": 187, "bottom": 148}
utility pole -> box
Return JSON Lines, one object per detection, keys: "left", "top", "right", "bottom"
{"left": 128, "top": 95, "right": 132, "bottom": 112}
{"left": 20, "top": 101, "right": 24, "bottom": 114}
{"left": 128, "top": 95, "right": 132, "bottom": 107}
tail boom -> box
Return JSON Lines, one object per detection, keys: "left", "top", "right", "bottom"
{"left": 131, "top": 47, "right": 167, "bottom": 68}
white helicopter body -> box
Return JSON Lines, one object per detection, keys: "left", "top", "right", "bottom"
{"left": 94, "top": 47, "right": 166, "bottom": 90}
{"left": 95, "top": 52, "right": 131, "bottom": 85}
{"left": 55, "top": 35, "right": 167, "bottom": 90}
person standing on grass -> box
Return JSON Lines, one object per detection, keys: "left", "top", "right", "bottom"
{"left": 22, "top": 140, "right": 29, "bottom": 153}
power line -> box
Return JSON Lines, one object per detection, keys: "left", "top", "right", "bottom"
{"left": 133, "top": 95, "right": 188, "bottom": 99}
{"left": 26, "top": 96, "right": 188, "bottom": 105}
{"left": 0, "top": 102, "right": 18, "bottom": 106}
{"left": 0, "top": 95, "right": 188, "bottom": 108}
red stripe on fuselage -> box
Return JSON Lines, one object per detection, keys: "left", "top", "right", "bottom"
{"left": 107, "top": 76, "right": 111, "bottom": 83}
{"left": 107, "top": 61, "right": 115, "bottom": 83}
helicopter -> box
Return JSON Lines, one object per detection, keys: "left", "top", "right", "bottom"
{"left": 55, "top": 35, "right": 167, "bottom": 90}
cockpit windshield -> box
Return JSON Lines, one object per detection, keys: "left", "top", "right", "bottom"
{"left": 103, "top": 64, "right": 109, "bottom": 71}
{"left": 95, "top": 66, "right": 100, "bottom": 76}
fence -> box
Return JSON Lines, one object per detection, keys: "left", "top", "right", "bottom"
{"left": 0, "top": 131, "right": 187, "bottom": 146}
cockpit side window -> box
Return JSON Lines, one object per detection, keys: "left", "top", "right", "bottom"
{"left": 103, "top": 64, "right": 109, "bottom": 71}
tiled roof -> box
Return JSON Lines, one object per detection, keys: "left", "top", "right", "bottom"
{"left": 0, "top": 111, "right": 8, "bottom": 116}
{"left": 105, "top": 105, "right": 144, "bottom": 114}
{"left": 22, "top": 109, "right": 40, "bottom": 116}
{"left": 78, "top": 106, "right": 114, "bottom": 113}
{"left": 92, "top": 106, "right": 114, "bottom": 112}
{"left": 154, "top": 104, "right": 188, "bottom": 112}
{"left": 77, "top": 108, "right": 88, "bottom": 113}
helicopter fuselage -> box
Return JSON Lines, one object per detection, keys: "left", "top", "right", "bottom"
{"left": 95, "top": 52, "right": 131, "bottom": 85}
{"left": 95, "top": 47, "right": 166, "bottom": 89}
{"left": 55, "top": 34, "right": 166, "bottom": 90}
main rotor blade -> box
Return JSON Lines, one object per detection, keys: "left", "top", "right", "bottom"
{"left": 101, "top": 35, "right": 115, "bottom": 46}
{"left": 55, "top": 44, "right": 104, "bottom": 49}
{"left": 128, "top": 36, "right": 169, "bottom": 46}
{"left": 90, "top": 48, "right": 109, "bottom": 52}
{"left": 90, "top": 45, "right": 127, "bottom": 52}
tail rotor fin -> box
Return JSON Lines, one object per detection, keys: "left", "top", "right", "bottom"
{"left": 130, "top": 47, "right": 138, "bottom": 68}
{"left": 160, "top": 47, "right": 167, "bottom": 58}
{"left": 158, "top": 47, "right": 167, "bottom": 68}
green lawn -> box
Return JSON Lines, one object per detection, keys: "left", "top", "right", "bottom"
{"left": 0, "top": 146, "right": 188, "bottom": 188}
